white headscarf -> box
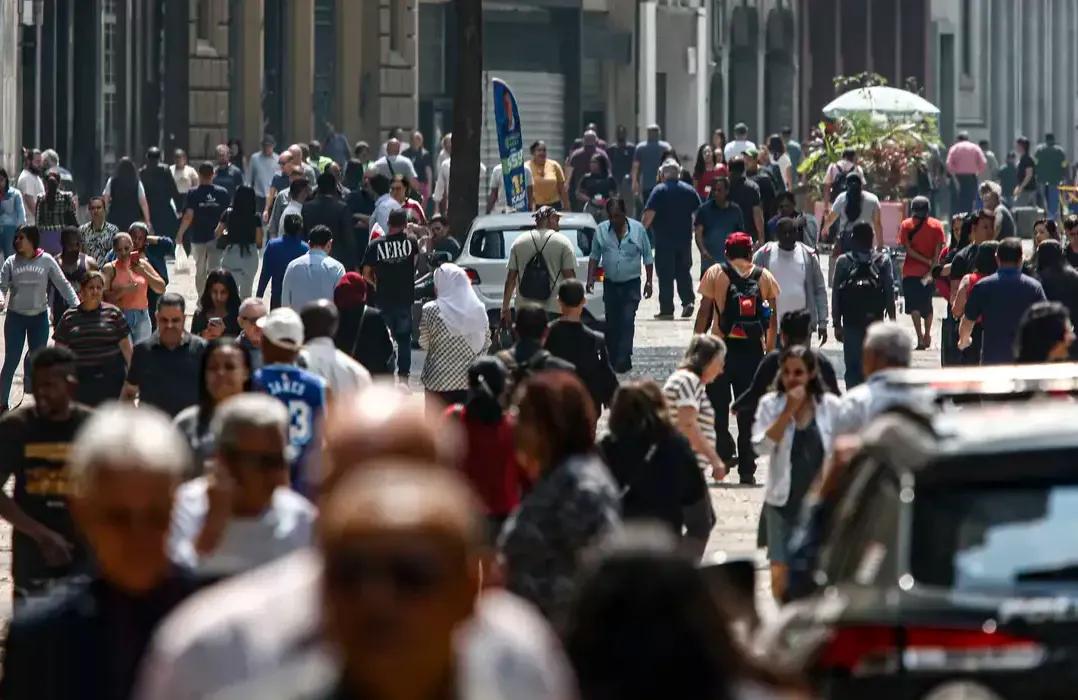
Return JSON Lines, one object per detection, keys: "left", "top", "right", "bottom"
{"left": 434, "top": 263, "right": 488, "bottom": 353}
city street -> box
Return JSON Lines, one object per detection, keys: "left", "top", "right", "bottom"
{"left": 0, "top": 246, "right": 949, "bottom": 621}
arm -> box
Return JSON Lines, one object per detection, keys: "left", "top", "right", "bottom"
{"left": 831, "top": 258, "right": 846, "bottom": 330}
{"left": 121, "top": 345, "right": 143, "bottom": 402}
{"left": 46, "top": 256, "right": 80, "bottom": 306}
{"left": 362, "top": 264, "right": 376, "bottom": 288}
{"left": 873, "top": 206, "right": 884, "bottom": 249}
{"left": 881, "top": 255, "right": 897, "bottom": 320}
{"left": 752, "top": 395, "right": 793, "bottom": 453}
{"left": 175, "top": 210, "right": 194, "bottom": 246}
{"left": 140, "top": 191, "right": 152, "bottom": 226}
{"left": 753, "top": 206, "right": 765, "bottom": 246}
{"left": 694, "top": 223, "right": 710, "bottom": 259}
{"left": 257, "top": 246, "right": 273, "bottom": 296}
{"left": 137, "top": 258, "right": 167, "bottom": 294}
{"left": 558, "top": 168, "right": 570, "bottom": 211}
{"left": 631, "top": 159, "right": 641, "bottom": 195}
{"left": 808, "top": 253, "right": 828, "bottom": 329}
{"left": 119, "top": 336, "right": 133, "bottom": 366}
{"left": 486, "top": 183, "right": 499, "bottom": 214}
{"left": 214, "top": 220, "right": 226, "bottom": 239}
{"left": 958, "top": 315, "right": 976, "bottom": 349}
{"left": 676, "top": 406, "right": 724, "bottom": 468}
{"left": 501, "top": 269, "right": 519, "bottom": 321}
{"left": 268, "top": 195, "right": 285, "bottom": 237}
{"left": 264, "top": 186, "right": 277, "bottom": 221}
{"left": 13, "top": 189, "right": 25, "bottom": 226}
{"left": 587, "top": 235, "right": 601, "bottom": 288}
{"left": 641, "top": 209, "right": 655, "bottom": 229}
{"left": 764, "top": 274, "right": 779, "bottom": 351}
{"left": 952, "top": 277, "right": 972, "bottom": 318}
{"left": 282, "top": 266, "right": 294, "bottom": 308}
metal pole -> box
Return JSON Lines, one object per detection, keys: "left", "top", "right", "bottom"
{"left": 33, "top": 0, "right": 41, "bottom": 146}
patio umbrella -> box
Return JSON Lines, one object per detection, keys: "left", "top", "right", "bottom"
{"left": 823, "top": 86, "right": 940, "bottom": 118}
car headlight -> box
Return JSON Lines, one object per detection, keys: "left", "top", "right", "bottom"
{"left": 921, "top": 681, "right": 1006, "bottom": 700}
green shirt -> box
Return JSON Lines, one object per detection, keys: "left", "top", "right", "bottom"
{"left": 1034, "top": 144, "right": 1068, "bottom": 185}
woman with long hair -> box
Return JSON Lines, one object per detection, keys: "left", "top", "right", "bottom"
{"left": 33, "top": 170, "right": 79, "bottom": 255}
{"left": 1026, "top": 218, "right": 1062, "bottom": 275}
{"left": 419, "top": 262, "right": 490, "bottom": 406}
{"left": 228, "top": 138, "right": 246, "bottom": 174}
{"left": 662, "top": 335, "right": 728, "bottom": 483}
{"left": 577, "top": 154, "right": 619, "bottom": 222}
{"left": 564, "top": 524, "right": 808, "bottom": 700}
{"left": 768, "top": 133, "right": 793, "bottom": 191}
{"left": 215, "top": 184, "right": 263, "bottom": 297}
{"left": 710, "top": 128, "right": 727, "bottom": 162}
{"left": 102, "top": 226, "right": 166, "bottom": 344}
{"left": 1014, "top": 301, "right": 1075, "bottom": 363}
{"left": 951, "top": 240, "right": 999, "bottom": 365}
{"left": 498, "top": 371, "right": 621, "bottom": 621}
{"left": 692, "top": 144, "right": 728, "bottom": 199}
{"left": 173, "top": 337, "right": 254, "bottom": 476}
{"left": 1033, "top": 240, "right": 1078, "bottom": 359}
{"left": 0, "top": 226, "right": 78, "bottom": 411}
{"left": 332, "top": 271, "right": 395, "bottom": 376}
{"left": 0, "top": 168, "right": 26, "bottom": 259}
{"left": 103, "top": 156, "right": 151, "bottom": 232}
{"left": 752, "top": 345, "right": 841, "bottom": 601}
{"left": 526, "top": 140, "right": 569, "bottom": 211}
{"left": 192, "top": 268, "right": 243, "bottom": 340}
{"left": 53, "top": 270, "right": 132, "bottom": 406}
{"left": 599, "top": 380, "right": 714, "bottom": 560}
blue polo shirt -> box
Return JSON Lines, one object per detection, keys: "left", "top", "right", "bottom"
{"left": 644, "top": 180, "right": 701, "bottom": 244}
{"left": 590, "top": 218, "right": 654, "bottom": 283}
{"left": 183, "top": 184, "right": 229, "bottom": 244}
{"left": 964, "top": 267, "right": 1047, "bottom": 364}
{"left": 694, "top": 200, "right": 745, "bottom": 263}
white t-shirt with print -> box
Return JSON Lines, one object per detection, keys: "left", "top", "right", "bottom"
{"left": 768, "top": 243, "right": 808, "bottom": 322}
{"left": 489, "top": 163, "right": 534, "bottom": 212}
{"left": 16, "top": 170, "right": 44, "bottom": 225}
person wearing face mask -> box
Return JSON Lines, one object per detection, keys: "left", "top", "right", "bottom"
{"left": 752, "top": 218, "right": 828, "bottom": 346}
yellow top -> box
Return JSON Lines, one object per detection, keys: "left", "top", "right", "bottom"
{"left": 526, "top": 159, "right": 565, "bottom": 206}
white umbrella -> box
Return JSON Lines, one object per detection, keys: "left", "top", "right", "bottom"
{"left": 823, "top": 86, "right": 940, "bottom": 118}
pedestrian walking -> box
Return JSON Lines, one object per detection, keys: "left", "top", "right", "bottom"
{"left": 104, "top": 221, "right": 174, "bottom": 330}
{"left": 215, "top": 184, "right": 263, "bottom": 297}
{"left": 170, "top": 149, "right": 199, "bottom": 201}
{"left": 191, "top": 268, "right": 242, "bottom": 339}
{"left": 588, "top": 197, "right": 653, "bottom": 370}
{"left": 173, "top": 337, "right": 254, "bottom": 473}
{"left": 632, "top": 124, "right": 671, "bottom": 215}
{"left": 1035, "top": 132, "right": 1068, "bottom": 219}
{"left": 102, "top": 227, "right": 166, "bottom": 344}
{"left": 299, "top": 299, "right": 373, "bottom": 397}
{"left": 831, "top": 222, "right": 896, "bottom": 386}
{"left": 545, "top": 280, "right": 619, "bottom": 415}
{"left": 139, "top": 147, "right": 182, "bottom": 242}
{"left": 1032, "top": 240, "right": 1078, "bottom": 360}
{"left": 236, "top": 297, "right": 266, "bottom": 369}
{"left": 642, "top": 160, "right": 700, "bottom": 319}
{"left": 104, "top": 156, "right": 152, "bottom": 233}
{"left": 950, "top": 240, "right": 999, "bottom": 364}
{"left": 752, "top": 217, "right": 829, "bottom": 346}
{"left": 418, "top": 263, "right": 490, "bottom": 406}
{"left": 946, "top": 132, "right": 987, "bottom": 215}
{"left": 980, "top": 180, "right": 1015, "bottom": 239}
{"left": 247, "top": 136, "right": 280, "bottom": 216}
{"left": 32, "top": 171, "right": 77, "bottom": 256}
{"left": 213, "top": 143, "right": 244, "bottom": 199}
{"left": 526, "top": 140, "right": 569, "bottom": 211}
{"left": 332, "top": 272, "right": 395, "bottom": 376}
{"left": 692, "top": 143, "right": 727, "bottom": 200}
{"left": 0, "top": 167, "right": 27, "bottom": 258}
{"left": 662, "top": 334, "right": 727, "bottom": 482}
{"left": 831, "top": 322, "right": 914, "bottom": 437}
{"left": 257, "top": 213, "right": 308, "bottom": 309}
{"left": 726, "top": 157, "right": 765, "bottom": 246}
{"left": 51, "top": 226, "right": 96, "bottom": 323}
{"left": 176, "top": 162, "right": 229, "bottom": 292}
{"left": 53, "top": 271, "right": 131, "bottom": 406}
{"left": 897, "top": 196, "right": 945, "bottom": 350}
{"left": 694, "top": 175, "right": 745, "bottom": 273}
{"left": 500, "top": 206, "right": 577, "bottom": 325}
{"left": 302, "top": 172, "right": 357, "bottom": 271}
{"left": 1013, "top": 136, "right": 1039, "bottom": 207}
{"left": 822, "top": 147, "right": 863, "bottom": 207}
{"left": 283, "top": 224, "right": 346, "bottom": 311}
{"left": 78, "top": 196, "right": 119, "bottom": 263}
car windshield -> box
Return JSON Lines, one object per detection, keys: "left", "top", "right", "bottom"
{"left": 912, "top": 480, "right": 1078, "bottom": 590}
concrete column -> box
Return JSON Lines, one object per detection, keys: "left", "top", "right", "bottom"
{"left": 755, "top": 2, "right": 765, "bottom": 139}
{"left": 638, "top": 0, "right": 657, "bottom": 134}
{"left": 286, "top": 0, "right": 315, "bottom": 142}
{"left": 359, "top": 0, "right": 380, "bottom": 144}
{"left": 695, "top": 6, "right": 708, "bottom": 148}
{"left": 336, "top": 0, "right": 362, "bottom": 143}
{"left": 236, "top": 0, "right": 264, "bottom": 150}
{"left": 606, "top": 0, "right": 637, "bottom": 140}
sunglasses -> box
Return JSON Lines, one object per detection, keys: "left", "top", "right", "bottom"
{"left": 324, "top": 548, "right": 448, "bottom": 595}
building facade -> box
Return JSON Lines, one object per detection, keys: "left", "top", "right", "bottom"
{"left": 0, "top": 0, "right": 20, "bottom": 173}
{"left": 931, "top": 0, "right": 1078, "bottom": 161}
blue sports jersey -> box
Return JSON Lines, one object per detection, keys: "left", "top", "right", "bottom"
{"left": 253, "top": 363, "right": 327, "bottom": 493}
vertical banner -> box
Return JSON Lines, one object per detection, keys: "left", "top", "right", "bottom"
{"left": 492, "top": 78, "right": 528, "bottom": 212}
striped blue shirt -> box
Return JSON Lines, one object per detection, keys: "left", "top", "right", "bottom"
{"left": 589, "top": 218, "right": 654, "bottom": 283}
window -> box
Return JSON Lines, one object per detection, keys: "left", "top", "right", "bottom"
{"left": 960, "top": 0, "right": 973, "bottom": 77}
{"left": 468, "top": 227, "right": 592, "bottom": 260}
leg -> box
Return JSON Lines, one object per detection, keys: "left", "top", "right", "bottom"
{"left": 706, "top": 373, "right": 736, "bottom": 463}
{"left": 653, "top": 243, "right": 675, "bottom": 317}
{"left": 902, "top": 277, "right": 925, "bottom": 347}
{"left": 386, "top": 308, "right": 413, "bottom": 379}
{"left": 0, "top": 225, "right": 14, "bottom": 259}
{"left": 618, "top": 280, "right": 642, "bottom": 370}
{"left": 192, "top": 242, "right": 211, "bottom": 295}
{"left": 674, "top": 241, "right": 695, "bottom": 311}
{"left": 1047, "top": 185, "right": 1060, "bottom": 220}
{"left": 729, "top": 343, "right": 764, "bottom": 481}
{"left": 601, "top": 282, "right": 625, "bottom": 368}
{"left": 1, "top": 312, "right": 30, "bottom": 406}
{"left": 842, "top": 324, "right": 866, "bottom": 387}
{"left": 22, "top": 312, "right": 51, "bottom": 394}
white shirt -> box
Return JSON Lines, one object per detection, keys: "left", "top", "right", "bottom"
{"left": 247, "top": 151, "right": 281, "bottom": 198}
{"left": 171, "top": 164, "right": 199, "bottom": 194}
{"left": 301, "top": 337, "right": 372, "bottom": 397}
{"left": 433, "top": 157, "right": 488, "bottom": 203}
{"left": 16, "top": 170, "right": 44, "bottom": 225}
{"left": 488, "top": 163, "right": 533, "bottom": 212}
{"left": 282, "top": 199, "right": 303, "bottom": 220}
{"left": 773, "top": 152, "right": 793, "bottom": 188}
{"left": 724, "top": 139, "right": 757, "bottom": 162}
{"left": 832, "top": 368, "right": 919, "bottom": 437}
{"left": 752, "top": 392, "right": 842, "bottom": 506}
{"left": 768, "top": 244, "right": 808, "bottom": 322}
{"left": 169, "top": 477, "right": 316, "bottom": 578}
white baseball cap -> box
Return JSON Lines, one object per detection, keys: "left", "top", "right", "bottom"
{"left": 257, "top": 307, "right": 305, "bottom": 350}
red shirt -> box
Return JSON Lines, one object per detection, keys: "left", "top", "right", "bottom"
{"left": 898, "top": 216, "right": 946, "bottom": 277}
{"left": 449, "top": 406, "right": 523, "bottom": 517}
{"left": 934, "top": 245, "right": 952, "bottom": 299}
{"left": 695, "top": 165, "right": 729, "bottom": 199}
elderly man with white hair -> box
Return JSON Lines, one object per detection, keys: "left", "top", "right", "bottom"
{"left": 237, "top": 296, "right": 267, "bottom": 369}
{"left": 980, "top": 179, "right": 1016, "bottom": 239}
{"left": 832, "top": 321, "right": 915, "bottom": 437}
{"left": 0, "top": 402, "right": 201, "bottom": 700}
{"left": 170, "top": 393, "right": 317, "bottom": 581}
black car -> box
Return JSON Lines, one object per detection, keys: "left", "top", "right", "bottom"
{"left": 754, "top": 402, "right": 1078, "bottom": 700}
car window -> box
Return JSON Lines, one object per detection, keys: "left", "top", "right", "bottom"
{"left": 823, "top": 469, "right": 900, "bottom": 586}
{"left": 913, "top": 481, "right": 1078, "bottom": 591}
{"left": 468, "top": 227, "right": 593, "bottom": 260}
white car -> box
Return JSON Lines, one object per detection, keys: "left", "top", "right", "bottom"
{"left": 456, "top": 212, "right": 607, "bottom": 333}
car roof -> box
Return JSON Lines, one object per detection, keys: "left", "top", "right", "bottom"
{"left": 468, "top": 212, "right": 598, "bottom": 232}
{"left": 879, "top": 363, "right": 1078, "bottom": 398}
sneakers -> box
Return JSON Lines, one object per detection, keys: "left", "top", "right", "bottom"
{"left": 681, "top": 302, "right": 695, "bottom": 318}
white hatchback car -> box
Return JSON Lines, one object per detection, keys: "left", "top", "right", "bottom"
{"left": 456, "top": 212, "right": 607, "bottom": 331}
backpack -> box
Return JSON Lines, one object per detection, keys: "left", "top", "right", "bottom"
{"left": 517, "top": 232, "right": 560, "bottom": 301}
{"left": 720, "top": 264, "right": 766, "bottom": 340}
{"left": 496, "top": 348, "right": 552, "bottom": 392}
{"left": 838, "top": 255, "right": 887, "bottom": 325}
{"left": 830, "top": 163, "right": 852, "bottom": 202}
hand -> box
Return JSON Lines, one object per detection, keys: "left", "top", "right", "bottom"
{"left": 500, "top": 306, "right": 512, "bottom": 327}
{"left": 176, "top": 233, "right": 184, "bottom": 249}
{"left": 786, "top": 385, "right": 807, "bottom": 411}
{"left": 643, "top": 281, "right": 653, "bottom": 299}
{"left": 33, "top": 527, "right": 73, "bottom": 566}
{"left": 957, "top": 335, "right": 972, "bottom": 351}
{"left": 710, "top": 458, "right": 727, "bottom": 482}
{"left": 700, "top": 249, "right": 713, "bottom": 261}
{"left": 262, "top": 210, "right": 270, "bottom": 224}
{"left": 834, "top": 325, "right": 844, "bottom": 344}
{"left": 817, "top": 326, "right": 828, "bottom": 345}
{"left": 203, "top": 323, "right": 225, "bottom": 340}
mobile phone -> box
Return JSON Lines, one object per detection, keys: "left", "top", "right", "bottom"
{"left": 129, "top": 251, "right": 140, "bottom": 266}
{"left": 209, "top": 317, "right": 223, "bottom": 327}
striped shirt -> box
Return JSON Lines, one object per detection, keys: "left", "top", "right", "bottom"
{"left": 79, "top": 221, "right": 120, "bottom": 263}
{"left": 53, "top": 303, "right": 131, "bottom": 367}
{"left": 662, "top": 369, "right": 716, "bottom": 471}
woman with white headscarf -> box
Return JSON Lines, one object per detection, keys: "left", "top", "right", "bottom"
{"left": 419, "top": 262, "right": 491, "bottom": 406}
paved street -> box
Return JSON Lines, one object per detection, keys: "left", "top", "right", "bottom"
{"left": 0, "top": 245, "right": 948, "bottom": 620}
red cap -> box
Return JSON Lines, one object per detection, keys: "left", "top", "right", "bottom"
{"left": 725, "top": 231, "right": 753, "bottom": 256}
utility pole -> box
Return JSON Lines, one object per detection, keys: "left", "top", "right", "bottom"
{"left": 448, "top": 0, "right": 482, "bottom": 239}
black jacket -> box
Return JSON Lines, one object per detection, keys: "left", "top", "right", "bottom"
{"left": 0, "top": 571, "right": 201, "bottom": 700}
{"left": 732, "top": 347, "right": 842, "bottom": 416}
{"left": 302, "top": 194, "right": 357, "bottom": 270}
{"left": 1039, "top": 264, "right": 1078, "bottom": 359}
{"left": 139, "top": 163, "right": 181, "bottom": 225}
{"left": 335, "top": 304, "right": 395, "bottom": 375}
{"left": 543, "top": 319, "right": 619, "bottom": 412}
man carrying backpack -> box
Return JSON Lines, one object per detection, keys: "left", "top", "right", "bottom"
{"left": 695, "top": 232, "right": 780, "bottom": 485}
{"left": 501, "top": 206, "right": 578, "bottom": 325}
{"left": 832, "top": 221, "right": 896, "bottom": 387}
{"left": 495, "top": 304, "right": 575, "bottom": 389}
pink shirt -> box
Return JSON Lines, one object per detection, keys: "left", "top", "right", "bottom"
{"left": 946, "top": 141, "right": 987, "bottom": 176}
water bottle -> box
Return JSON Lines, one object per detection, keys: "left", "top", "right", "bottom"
{"left": 762, "top": 300, "right": 772, "bottom": 323}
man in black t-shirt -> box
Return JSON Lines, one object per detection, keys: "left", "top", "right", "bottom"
{"left": 0, "top": 347, "right": 93, "bottom": 602}
{"left": 1014, "top": 136, "right": 1039, "bottom": 207}
{"left": 727, "top": 158, "right": 765, "bottom": 245}
{"left": 176, "top": 161, "right": 230, "bottom": 294}
{"left": 744, "top": 148, "right": 779, "bottom": 227}
{"left": 362, "top": 209, "right": 419, "bottom": 381}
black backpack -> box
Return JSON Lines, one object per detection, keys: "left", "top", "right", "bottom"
{"left": 720, "top": 264, "right": 766, "bottom": 340}
{"left": 838, "top": 255, "right": 887, "bottom": 325}
{"left": 496, "top": 347, "right": 552, "bottom": 392}
{"left": 518, "top": 232, "right": 560, "bottom": 301}
{"left": 830, "top": 164, "right": 852, "bottom": 202}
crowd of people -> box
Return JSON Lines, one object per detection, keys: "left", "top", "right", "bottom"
{"left": 0, "top": 116, "right": 1076, "bottom": 698}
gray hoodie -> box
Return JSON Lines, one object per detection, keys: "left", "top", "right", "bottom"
{"left": 0, "top": 252, "right": 79, "bottom": 315}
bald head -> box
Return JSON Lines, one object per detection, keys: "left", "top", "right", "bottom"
{"left": 322, "top": 383, "right": 463, "bottom": 494}
{"left": 301, "top": 299, "right": 339, "bottom": 340}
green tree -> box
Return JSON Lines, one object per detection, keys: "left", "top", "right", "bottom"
{"left": 448, "top": 0, "right": 483, "bottom": 238}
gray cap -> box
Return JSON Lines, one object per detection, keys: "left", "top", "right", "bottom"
{"left": 910, "top": 195, "right": 931, "bottom": 217}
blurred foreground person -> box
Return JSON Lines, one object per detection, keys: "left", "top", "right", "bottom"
{"left": 1014, "top": 300, "right": 1075, "bottom": 363}
{"left": 136, "top": 383, "right": 573, "bottom": 700}
{"left": 2, "top": 403, "right": 197, "bottom": 700}
{"left": 564, "top": 524, "right": 808, "bottom": 700}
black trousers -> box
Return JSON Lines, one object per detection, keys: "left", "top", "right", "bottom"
{"left": 75, "top": 356, "right": 127, "bottom": 407}
{"left": 654, "top": 239, "right": 695, "bottom": 315}
{"left": 707, "top": 338, "right": 765, "bottom": 479}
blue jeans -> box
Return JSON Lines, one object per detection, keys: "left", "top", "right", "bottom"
{"left": 842, "top": 324, "right": 867, "bottom": 388}
{"left": 654, "top": 240, "right": 694, "bottom": 315}
{"left": 123, "top": 308, "right": 152, "bottom": 344}
{"left": 0, "top": 225, "right": 15, "bottom": 259}
{"left": 2, "top": 311, "right": 50, "bottom": 405}
{"left": 382, "top": 306, "right": 413, "bottom": 378}
{"left": 602, "top": 278, "right": 642, "bottom": 370}
{"left": 1044, "top": 184, "right": 1061, "bottom": 220}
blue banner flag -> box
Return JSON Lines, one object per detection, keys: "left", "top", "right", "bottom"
{"left": 492, "top": 78, "right": 528, "bottom": 212}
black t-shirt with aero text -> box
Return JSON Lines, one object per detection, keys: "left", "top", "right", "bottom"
{"left": 184, "top": 183, "right": 229, "bottom": 244}
{"left": 0, "top": 403, "right": 95, "bottom": 597}
{"left": 362, "top": 232, "right": 419, "bottom": 310}
{"left": 1017, "top": 154, "right": 1038, "bottom": 192}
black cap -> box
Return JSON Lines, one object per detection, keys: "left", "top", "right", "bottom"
{"left": 261, "top": 134, "right": 276, "bottom": 146}
{"left": 146, "top": 146, "right": 162, "bottom": 160}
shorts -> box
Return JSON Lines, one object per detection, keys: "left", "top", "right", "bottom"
{"left": 902, "top": 275, "right": 934, "bottom": 316}
{"left": 764, "top": 504, "right": 794, "bottom": 564}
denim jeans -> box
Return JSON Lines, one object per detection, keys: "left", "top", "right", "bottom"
{"left": 653, "top": 240, "right": 694, "bottom": 315}
{"left": 1044, "top": 184, "right": 1061, "bottom": 220}
{"left": 842, "top": 324, "right": 867, "bottom": 388}
{"left": 1, "top": 311, "right": 50, "bottom": 405}
{"left": 123, "top": 308, "right": 152, "bottom": 344}
{"left": 602, "top": 278, "right": 642, "bottom": 370}
{"left": 382, "top": 306, "right": 413, "bottom": 378}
